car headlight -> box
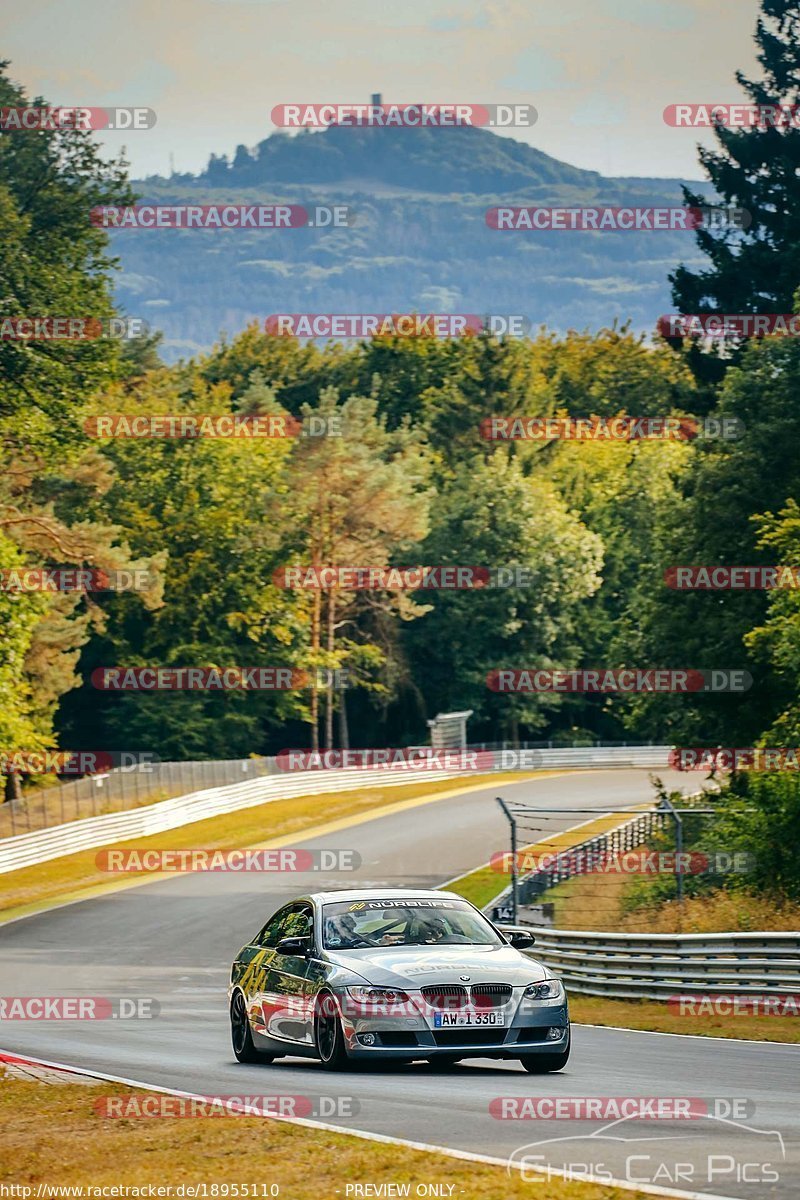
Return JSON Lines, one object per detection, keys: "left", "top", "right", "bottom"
{"left": 345, "top": 986, "right": 409, "bottom": 1004}
{"left": 524, "top": 979, "right": 564, "bottom": 1000}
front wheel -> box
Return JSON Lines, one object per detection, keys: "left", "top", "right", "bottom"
{"left": 315, "top": 992, "right": 350, "bottom": 1070}
{"left": 231, "top": 991, "right": 274, "bottom": 1064}
{"left": 520, "top": 1031, "right": 570, "bottom": 1074}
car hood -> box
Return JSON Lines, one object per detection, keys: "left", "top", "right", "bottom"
{"left": 323, "top": 943, "right": 548, "bottom": 988}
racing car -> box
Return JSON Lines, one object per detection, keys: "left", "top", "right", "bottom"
{"left": 229, "top": 888, "right": 570, "bottom": 1071}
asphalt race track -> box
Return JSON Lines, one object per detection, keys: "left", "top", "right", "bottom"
{"left": 1, "top": 769, "right": 798, "bottom": 1200}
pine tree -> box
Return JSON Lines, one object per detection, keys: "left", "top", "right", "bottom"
{"left": 668, "top": 2, "right": 800, "bottom": 355}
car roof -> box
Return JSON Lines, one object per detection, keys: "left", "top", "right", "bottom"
{"left": 299, "top": 887, "right": 465, "bottom": 906}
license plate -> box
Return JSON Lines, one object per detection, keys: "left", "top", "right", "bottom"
{"left": 433, "top": 1011, "right": 506, "bottom": 1027}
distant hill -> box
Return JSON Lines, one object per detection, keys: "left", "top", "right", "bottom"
{"left": 200, "top": 123, "right": 606, "bottom": 194}
{"left": 115, "top": 123, "right": 710, "bottom": 361}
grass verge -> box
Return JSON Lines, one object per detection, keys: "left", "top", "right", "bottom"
{"left": 543, "top": 864, "right": 800, "bottom": 1043}
{"left": 445, "top": 813, "right": 800, "bottom": 1044}
{"left": 570, "top": 994, "right": 800, "bottom": 1043}
{"left": 447, "top": 806, "right": 650, "bottom": 910}
{"left": 0, "top": 1070, "right": 651, "bottom": 1200}
{"left": 0, "top": 772, "right": 539, "bottom": 922}
{"left": 544, "top": 846, "right": 800, "bottom": 934}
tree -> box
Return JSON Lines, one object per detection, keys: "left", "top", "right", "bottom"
{"left": 278, "top": 388, "right": 431, "bottom": 750}
{"left": 0, "top": 532, "right": 49, "bottom": 800}
{"left": 668, "top": 1, "right": 800, "bottom": 379}
{"left": 1, "top": 443, "right": 165, "bottom": 750}
{"left": 403, "top": 454, "right": 603, "bottom": 741}
{"left": 0, "top": 62, "right": 132, "bottom": 449}
{"left": 200, "top": 324, "right": 333, "bottom": 415}
{"left": 744, "top": 497, "right": 800, "bottom": 740}
{"left": 542, "top": 430, "right": 694, "bottom": 740}
{"left": 0, "top": 61, "right": 157, "bottom": 788}
{"left": 631, "top": 336, "right": 800, "bottom": 744}
{"left": 60, "top": 368, "right": 307, "bottom": 759}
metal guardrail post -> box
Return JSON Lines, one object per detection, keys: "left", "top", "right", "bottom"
{"left": 496, "top": 796, "right": 518, "bottom": 922}
{"left": 659, "top": 792, "right": 684, "bottom": 904}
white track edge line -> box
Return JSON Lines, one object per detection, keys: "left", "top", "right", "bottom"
{"left": 0, "top": 1047, "right": 746, "bottom": 1200}
{"left": 574, "top": 1022, "right": 800, "bottom": 1047}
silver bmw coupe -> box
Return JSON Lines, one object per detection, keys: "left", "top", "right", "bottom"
{"left": 229, "top": 888, "right": 570, "bottom": 1071}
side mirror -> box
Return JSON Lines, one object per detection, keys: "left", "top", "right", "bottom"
{"left": 276, "top": 936, "right": 312, "bottom": 957}
{"left": 509, "top": 931, "right": 535, "bottom": 949}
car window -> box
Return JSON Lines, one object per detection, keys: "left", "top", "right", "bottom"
{"left": 281, "top": 904, "right": 313, "bottom": 942}
{"left": 256, "top": 905, "right": 294, "bottom": 948}
{"left": 322, "top": 898, "right": 501, "bottom": 949}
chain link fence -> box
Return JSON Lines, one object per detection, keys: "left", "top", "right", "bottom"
{"left": 0, "top": 740, "right": 664, "bottom": 841}
{"left": 0, "top": 758, "right": 279, "bottom": 839}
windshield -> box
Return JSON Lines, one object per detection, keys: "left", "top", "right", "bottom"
{"left": 322, "top": 898, "right": 502, "bottom": 949}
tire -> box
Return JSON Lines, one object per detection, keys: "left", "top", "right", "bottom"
{"left": 520, "top": 1031, "right": 570, "bottom": 1074}
{"left": 315, "top": 992, "right": 350, "bottom": 1070}
{"left": 231, "top": 991, "right": 274, "bottom": 1064}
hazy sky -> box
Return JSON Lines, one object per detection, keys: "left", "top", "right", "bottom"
{"left": 1, "top": 0, "right": 761, "bottom": 180}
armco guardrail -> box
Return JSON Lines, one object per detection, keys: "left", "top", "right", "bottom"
{"left": 518, "top": 806, "right": 672, "bottom": 901}
{"left": 523, "top": 928, "right": 800, "bottom": 1000}
{"left": 0, "top": 765, "right": 461, "bottom": 875}
{"left": 0, "top": 745, "right": 671, "bottom": 874}
{"left": 0, "top": 743, "right": 669, "bottom": 838}
{"left": 0, "top": 757, "right": 279, "bottom": 839}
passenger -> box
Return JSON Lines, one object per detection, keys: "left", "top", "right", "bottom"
{"left": 411, "top": 914, "right": 449, "bottom": 944}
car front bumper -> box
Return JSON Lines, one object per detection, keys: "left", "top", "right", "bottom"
{"left": 337, "top": 994, "right": 570, "bottom": 1059}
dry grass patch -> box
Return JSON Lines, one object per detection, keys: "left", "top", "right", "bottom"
{"left": 448, "top": 806, "right": 650, "bottom": 912}
{"left": 0, "top": 1071, "right": 653, "bottom": 1200}
{"left": 541, "top": 849, "right": 800, "bottom": 933}
{"left": 571, "top": 994, "right": 800, "bottom": 1043}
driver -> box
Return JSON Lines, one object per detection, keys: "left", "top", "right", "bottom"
{"left": 326, "top": 912, "right": 361, "bottom": 948}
